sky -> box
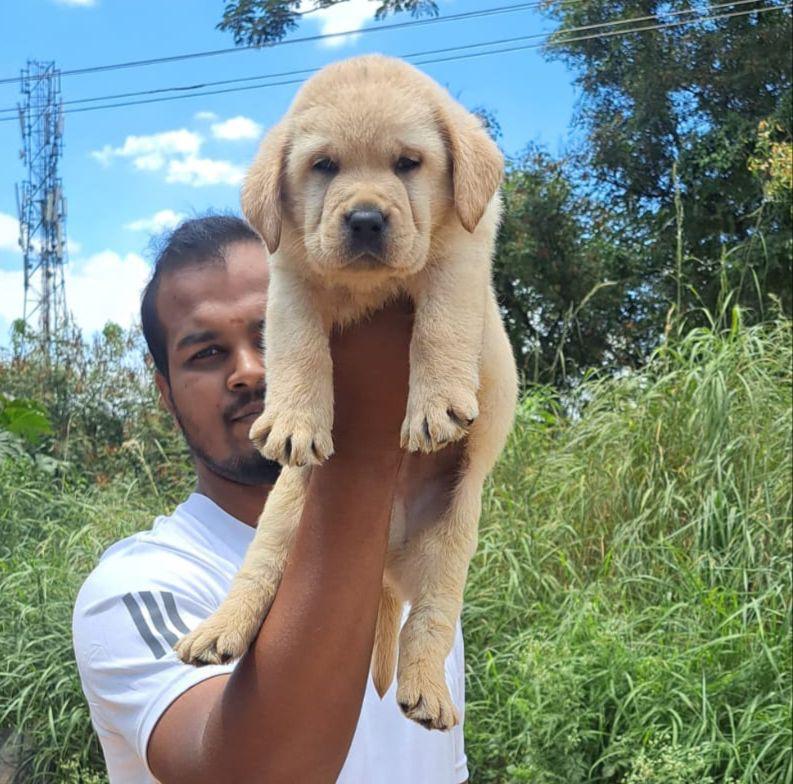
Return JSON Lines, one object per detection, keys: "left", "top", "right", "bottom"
{"left": 0, "top": 0, "right": 579, "bottom": 347}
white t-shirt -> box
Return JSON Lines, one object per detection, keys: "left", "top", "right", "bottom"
{"left": 72, "top": 492, "right": 469, "bottom": 784}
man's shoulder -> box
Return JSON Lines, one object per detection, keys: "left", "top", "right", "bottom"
{"left": 72, "top": 510, "right": 232, "bottom": 645}
{"left": 78, "top": 524, "right": 183, "bottom": 599}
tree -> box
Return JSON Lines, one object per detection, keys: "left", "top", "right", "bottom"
{"left": 217, "top": 0, "right": 437, "bottom": 46}
{"left": 215, "top": 0, "right": 792, "bottom": 386}
{"left": 542, "top": 0, "right": 793, "bottom": 321}
{"left": 495, "top": 146, "right": 655, "bottom": 385}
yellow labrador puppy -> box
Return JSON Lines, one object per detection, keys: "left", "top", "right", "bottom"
{"left": 175, "top": 54, "right": 518, "bottom": 731}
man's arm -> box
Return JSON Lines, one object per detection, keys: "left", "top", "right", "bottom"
{"left": 149, "top": 302, "right": 412, "bottom": 784}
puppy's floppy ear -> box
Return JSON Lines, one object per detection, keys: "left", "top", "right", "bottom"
{"left": 437, "top": 105, "right": 504, "bottom": 233}
{"left": 241, "top": 121, "right": 290, "bottom": 253}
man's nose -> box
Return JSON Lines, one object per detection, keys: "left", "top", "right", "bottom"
{"left": 227, "top": 347, "right": 265, "bottom": 390}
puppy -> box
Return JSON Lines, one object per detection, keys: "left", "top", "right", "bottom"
{"left": 175, "top": 54, "right": 518, "bottom": 731}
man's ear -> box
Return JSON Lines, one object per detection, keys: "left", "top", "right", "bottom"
{"left": 241, "top": 121, "right": 290, "bottom": 253}
{"left": 436, "top": 104, "right": 503, "bottom": 233}
{"left": 154, "top": 371, "right": 176, "bottom": 420}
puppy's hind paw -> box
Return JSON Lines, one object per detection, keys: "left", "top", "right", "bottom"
{"left": 396, "top": 669, "right": 459, "bottom": 731}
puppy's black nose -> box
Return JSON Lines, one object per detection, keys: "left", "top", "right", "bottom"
{"left": 346, "top": 208, "right": 386, "bottom": 255}
{"left": 348, "top": 209, "right": 385, "bottom": 235}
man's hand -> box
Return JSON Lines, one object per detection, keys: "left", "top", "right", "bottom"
{"left": 149, "top": 300, "right": 466, "bottom": 784}
{"left": 330, "top": 296, "right": 413, "bottom": 456}
{"left": 331, "top": 297, "right": 467, "bottom": 529}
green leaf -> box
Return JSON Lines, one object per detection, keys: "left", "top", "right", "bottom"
{"left": 0, "top": 397, "right": 53, "bottom": 445}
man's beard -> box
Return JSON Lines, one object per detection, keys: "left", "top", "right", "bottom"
{"left": 171, "top": 394, "right": 281, "bottom": 487}
{"left": 187, "top": 437, "right": 282, "bottom": 486}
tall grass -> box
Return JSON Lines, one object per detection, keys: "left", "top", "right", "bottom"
{"left": 0, "top": 316, "right": 790, "bottom": 782}
{"left": 0, "top": 466, "right": 189, "bottom": 782}
{"left": 464, "top": 317, "right": 792, "bottom": 783}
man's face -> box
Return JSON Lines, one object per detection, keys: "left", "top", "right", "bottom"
{"left": 155, "top": 240, "right": 280, "bottom": 486}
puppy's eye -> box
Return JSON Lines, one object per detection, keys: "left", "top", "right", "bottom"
{"left": 313, "top": 157, "right": 338, "bottom": 174}
{"left": 395, "top": 156, "right": 421, "bottom": 173}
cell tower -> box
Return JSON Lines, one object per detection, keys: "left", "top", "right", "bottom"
{"left": 16, "top": 60, "right": 69, "bottom": 350}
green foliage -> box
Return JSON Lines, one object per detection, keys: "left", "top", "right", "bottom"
{"left": 0, "top": 324, "right": 193, "bottom": 782}
{"left": 0, "top": 394, "right": 52, "bottom": 446}
{"left": 464, "top": 316, "right": 792, "bottom": 782}
{"left": 495, "top": 147, "right": 651, "bottom": 384}
{"left": 217, "top": 0, "right": 437, "bottom": 46}
{"left": 0, "top": 315, "right": 789, "bottom": 782}
{"left": 0, "top": 461, "right": 179, "bottom": 782}
{"left": 0, "top": 322, "right": 190, "bottom": 495}
{"left": 542, "top": 1, "right": 793, "bottom": 322}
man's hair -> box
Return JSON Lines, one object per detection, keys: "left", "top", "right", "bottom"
{"left": 141, "top": 214, "right": 261, "bottom": 380}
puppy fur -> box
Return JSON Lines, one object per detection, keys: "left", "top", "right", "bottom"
{"left": 174, "top": 55, "right": 519, "bottom": 732}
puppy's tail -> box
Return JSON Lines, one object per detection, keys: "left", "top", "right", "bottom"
{"left": 371, "top": 585, "right": 401, "bottom": 698}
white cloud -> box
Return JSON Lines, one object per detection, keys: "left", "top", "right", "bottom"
{"left": 125, "top": 209, "right": 186, "bottom": 233}
{"left": 312, "top": 0, "right": 374, "bottom": 47}
{"left": 54, "top": 0, "right": 97, "bottom": 6}
{"left": 0, "top": 251, "right": 150, "bottom": 336}
{"left": 91, "top": 127, "right": 245, "bottom": 188}
{"left": 0, "top": 269, "right": 24, "bottom": 325}
{"left": 66, "top": 251, "right": 151, "bottom": 333}
{"left": 211, "top": 115, "right": 262, "bottom": 141}
{"left": 0, "top": 212, "right": 19, "bottom": 253}
{"left": 91, "top": 129, "right": 202, "bottom": 171}
{"left": 195, "top": 111, "right": 219, "bottom": 122}
{"left": 166, "top": 156, "right": 245, "bottom": 187}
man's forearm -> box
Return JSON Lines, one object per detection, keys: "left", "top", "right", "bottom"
{"left": 200, "top": 451, "right": 402, "bottom": 783}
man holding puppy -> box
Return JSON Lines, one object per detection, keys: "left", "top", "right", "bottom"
{"left": 72, "top": 215, "right": 470, "bottom": 783}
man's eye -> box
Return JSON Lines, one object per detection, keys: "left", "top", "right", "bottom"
{"left": 395, "top": 156, "right": 421, "bottom": 173}
{"left": 313, "top": 157, "right": 338, "bottom": 174}
{"left": 191, "top": 346, "right": 223, "bottom": 361}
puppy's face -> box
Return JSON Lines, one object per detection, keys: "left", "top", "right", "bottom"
{"left": 242, "top": 56, "right": 503, "bottom": 284}
{"left": 286, "top": 99, "right": 446, "bottom": 278}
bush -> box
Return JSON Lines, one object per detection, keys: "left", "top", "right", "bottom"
{"left": 464, "top": 316, "right": 792, "bottom": 783}
{"left": 0, "top": 315, "right": 790, "bottom": 782}
{"left": 0, "top": 455, "right": 191, "bottom": 781}
{"left": 0, "top": 323, "right": 189, "bottom": 495}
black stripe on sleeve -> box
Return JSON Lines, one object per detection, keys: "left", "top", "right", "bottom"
{"left": 122, "top": 593, "right": 166, "bottom": 660}
{"left": 161, "top": 591, "right": 191, "bottom": 634}
{"left": 139, "top": 591, "right": 180, "bottom": 648}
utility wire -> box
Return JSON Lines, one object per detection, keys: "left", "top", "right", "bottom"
{"left": 0, "top": 3, "right": 787, "bottom": 123}
{"left": 0, "top": 0, "right": 769, "bottom": 115}
{"left": 0, "top": 0, "right": 584, "bottom": 86}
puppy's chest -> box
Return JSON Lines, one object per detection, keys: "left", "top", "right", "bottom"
{"left": 313, "top": 278, "right": 417, "bottom": 329}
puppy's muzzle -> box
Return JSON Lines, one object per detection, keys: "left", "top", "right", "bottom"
{"left": 345, "top": 207, "right": 387, "bottom": 258}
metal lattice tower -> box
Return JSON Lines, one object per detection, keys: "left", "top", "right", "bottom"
{"left": 16, "top": 61, "right": 69, "bottom": 349}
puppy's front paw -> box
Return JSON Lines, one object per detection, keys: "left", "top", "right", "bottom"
{"left": 400, "top": 385, "right": 478, "bottom": 453}
{"left": 250, "top": 406, "right": 333, "bottom": 467}
{"left": 396, "top": 666, "right": 459, "bottom": 731}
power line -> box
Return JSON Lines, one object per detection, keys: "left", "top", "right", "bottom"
{"left": 0, "top": 2, "right": 787, "bottom": 123}
{"left": 0, "top": 0, "right": 769, "bottom": 115}
{"left": 0, "top": 0, "right": 581, "bottom": 87}
{"left": 0, "top": 39, "right": 521, "bottom": 116}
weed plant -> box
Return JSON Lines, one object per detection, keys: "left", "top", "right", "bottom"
{"left": 464, "top": 317, "right": 792, "bottom": 782}
{"left": 0, "top": 316, "right": 790, "bottom": 782}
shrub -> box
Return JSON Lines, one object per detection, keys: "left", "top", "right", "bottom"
{"left": 464, "top": 317, "right": 792, "bottom": 783}
{"left": 0, "top": 316, "right": 789, "bottom": 782}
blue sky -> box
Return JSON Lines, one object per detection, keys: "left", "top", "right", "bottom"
{"left": 0, "top": 0, "right": 579, "bottom": 346}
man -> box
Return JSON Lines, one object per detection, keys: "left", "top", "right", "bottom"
{"left": 72, "top": 215, "right": 470, "bottom": 783}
